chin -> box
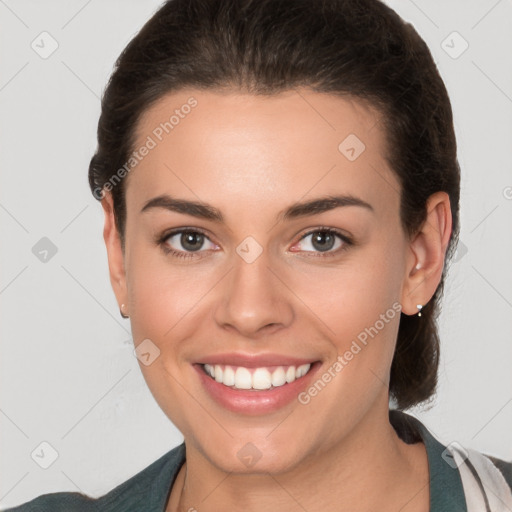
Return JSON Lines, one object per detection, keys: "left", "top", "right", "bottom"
{"left": 206, "top": 442, "right": 304, "bottom": 475}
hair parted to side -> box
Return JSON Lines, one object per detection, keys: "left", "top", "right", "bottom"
{"left": 88, "top": 0, "right": 461, "bottom": 410}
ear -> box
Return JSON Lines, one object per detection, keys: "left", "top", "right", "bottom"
{"left": 400, "top": 191, "right": 453, "bottom": 316}
{"left": 101, "top": 192, "right": 128, "bottom": 315}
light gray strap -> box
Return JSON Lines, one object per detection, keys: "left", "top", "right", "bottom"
{"left": 446, "top": 443, "right": 512, "bottom": 512}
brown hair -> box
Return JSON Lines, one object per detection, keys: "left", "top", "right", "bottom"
{"left": 88, "top": 0, "right": 461, "bottom": 410}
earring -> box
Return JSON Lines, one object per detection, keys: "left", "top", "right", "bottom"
{"left": 416, "top": 304, "right": 423, "bottom": 317}
{"left": 120, "top": 303, "right": 129, "bottom": 319}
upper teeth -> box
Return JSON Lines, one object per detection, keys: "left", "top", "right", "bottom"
{"left": 203, "top": 363, "right": 312, "bottom": 390}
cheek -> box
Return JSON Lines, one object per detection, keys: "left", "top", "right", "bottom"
{"left": 125, "top": 244, "right": 224, "bottom": 368}
{"left": 290, "top": 248, "right": 401, "bottom": 336}
{"left": 291, "top": 250, "right": 403, "bottom": 387}
{"left": 124, "top": 249, "right": 206, "bottom": 432}
{"left": 125, "top": 245, "right": 186, "bottom": 340}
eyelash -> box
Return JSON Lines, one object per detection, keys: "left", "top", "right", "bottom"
{"left": 156, "top": 226, "right": 354, "bottom": 260}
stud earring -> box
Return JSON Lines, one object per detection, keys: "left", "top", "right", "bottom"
{"left": 416, "top": 304, "right": 423, "bottom": 317}
{"left": 415, "top": 263, "right": 422, "bottom": 270}
{"left": 120, "top": 303, "right": 129, "bottom": 319}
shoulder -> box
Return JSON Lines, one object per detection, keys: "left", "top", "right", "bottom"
{"left": 390, "top": 410, "right": 512, "bottom": 508}
{"left": 438, "top": 435, "right": 512, "bottom": 508}
{"left": 483, "top": 453, "right": 512, "bottom": 489}
{"left": 3, "top": 443, "right": 186, "bottom": 512}
{"left": 2, "top": 492, "right": 97, "bottom": 512}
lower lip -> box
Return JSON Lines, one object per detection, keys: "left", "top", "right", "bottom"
{"left": 194, "top": 362, "right": 321, "bottom": 415}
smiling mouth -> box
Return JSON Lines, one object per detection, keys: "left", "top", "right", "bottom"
{"left": 201, "top": 363, "right": 313, "bottom": 391}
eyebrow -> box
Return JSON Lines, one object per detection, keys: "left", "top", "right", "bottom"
{"left": 140, "top": 193, "right": 374, "bottom": 222}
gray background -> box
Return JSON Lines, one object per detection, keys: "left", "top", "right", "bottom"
{"left": 1, "top": 0, "right": 511, "bottom": 508}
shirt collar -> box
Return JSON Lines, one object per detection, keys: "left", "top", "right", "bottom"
{"left": 390, "top": 409, "right": 468, "bottom": 512}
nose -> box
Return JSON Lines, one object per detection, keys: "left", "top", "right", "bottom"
{"left": 213, "top": 246, "right": 294, "bottom": 339}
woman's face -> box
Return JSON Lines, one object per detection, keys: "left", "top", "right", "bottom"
{"left": 104, "top": 88, "right": 434, "bottom": 473}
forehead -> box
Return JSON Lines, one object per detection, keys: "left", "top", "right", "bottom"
{"left": 126, "top": 87, "right": 399, "bottom": 221}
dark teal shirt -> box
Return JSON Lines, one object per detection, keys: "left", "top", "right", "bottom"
{"left": 5, "top": 411, "right": 512, "bottom": 511}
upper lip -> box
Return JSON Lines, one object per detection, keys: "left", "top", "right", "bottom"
{"left": 196, "top": 352, "right": 318, "bottom": 368}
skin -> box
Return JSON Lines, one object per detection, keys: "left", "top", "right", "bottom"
{"left": 101, "top": 87, "right": 452, "bottom": 512}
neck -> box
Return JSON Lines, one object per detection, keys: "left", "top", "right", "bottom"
{"left": 168, "top": 404, "right": 429, "bottom": 512}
